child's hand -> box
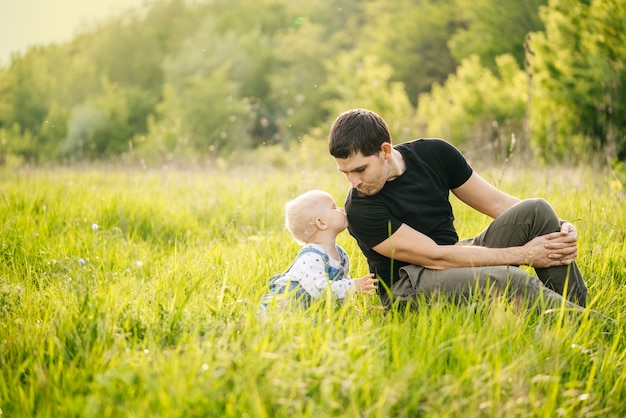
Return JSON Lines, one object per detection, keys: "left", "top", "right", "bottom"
{"left": 352, "top": 273, "right": 378, "bottom": 295}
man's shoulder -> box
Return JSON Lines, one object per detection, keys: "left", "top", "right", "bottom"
{"left": 396, "top": 138, "right": 453, "bottom": 152}
{"left": 397, "top": 138, "right": 467, "bottom": 168}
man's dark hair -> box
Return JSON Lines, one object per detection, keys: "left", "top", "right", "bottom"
{"left": 329, "top": 108, "right": 391, "bottom": 159}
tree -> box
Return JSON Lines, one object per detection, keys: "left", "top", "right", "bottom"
{"left": 140, "top": 66, "right": 252, "bottom": 160}
{"left": 416, "top": 54, "right": 526, "bottom": 161}
{"left": 268, "top": 21, "right": 335, "bottom": 143}
{"left": 361, "top": 0, "right": 461, "bottom": 103}
{"left": 530, "top": 0, "right": 626, "bottom": 160}
{"left": 267, "top": 0, "right": 369, "bottom": 143}
{"left": 3, "top": 49, "right": 52, "bottom": 137}
{"left": 448, "top": 0, "right": 547, "bottom": 70}
{"left": 61, "top": 78, "right": 132, "bottom": 159}
{"left": 320, "top": 51, "right": 414, "bottom": 141}
{"left": 0, "top": 48, "right": 60, "bottom": 161}
{"left": 0, "top": 66, "right": 14, "bottom": 128}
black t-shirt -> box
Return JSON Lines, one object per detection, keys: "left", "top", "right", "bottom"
{"left": 345, "top": 138, "right": 473, "bottom": 288}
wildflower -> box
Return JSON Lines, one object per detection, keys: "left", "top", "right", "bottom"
{"left": 92, "top": 223, "right": 99, "bottom": 231}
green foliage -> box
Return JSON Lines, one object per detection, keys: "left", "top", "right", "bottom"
{"left": 1, "top": 160, "right": 625, "bottom": 416}
{"left": 0, "top": 123, "right": 37, "bottom": 163}
{"left": 58, "top": 78, "right": 156, "bottom": 160}
{"left": 449, "top": 0, "right": 547, "bottom": 69}
{"left": 139, "top": 69, "right": 253, "bottom": 160}
{"left": 416, "top": 54, "right": 526, "bottom": 160}
{"left": 0, "top": 0, "right": 624, "bottom": 164}
{"left": 268, "top": 21, "right": 336, "bottom": 143}
{"left": 83, "top": 0, "right": 206, "bottom": 93}
{"left": 321, "top": 52, "right": 414, "bottom": 142}
{"left": 160, "top": 16, "right": 271, "bottom": 149}
{"left": 4, "top": 49, "right": 53, "bottom": 134}
{"left": 530, "top": 0, "right": 626, "bottom": 160}
{"left": 362, "top": 0, "right": 460, "bottom": 102}
{"left": 135, "top": 85, "right": 187, "bottom": 161}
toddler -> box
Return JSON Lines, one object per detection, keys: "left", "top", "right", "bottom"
{"left": 259, "top": 190, "right": 378, "bottom": 312}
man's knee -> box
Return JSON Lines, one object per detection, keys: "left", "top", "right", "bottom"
{"left": 521, "top": 198, "right": 559, "bottom": 222}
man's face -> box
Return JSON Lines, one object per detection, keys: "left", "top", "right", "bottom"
{"left": 334, "top": 150, "right": 389, "bottom": 196}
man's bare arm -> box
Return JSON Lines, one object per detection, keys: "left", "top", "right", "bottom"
{"left": 372, "top": 224, "right": 578, "bottom": 270}
{"left": 452, "top": 172, "right": 520, "bottom": 218}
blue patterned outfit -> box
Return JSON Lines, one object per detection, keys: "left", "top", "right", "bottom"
{"left": 259, "top": 243, "right": 354, "bottom": 312}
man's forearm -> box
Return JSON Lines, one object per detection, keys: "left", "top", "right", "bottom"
{"left": 394, "top": 244, "right": 526, "bottom": 270}
{"left": 373, "top": 224, "right": 577, "bottom": 270}
{"left": 383, "top": 232, "right": 576, "bottom": 270}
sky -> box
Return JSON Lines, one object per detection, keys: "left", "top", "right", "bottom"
{"left": 0, "top": 0, "right": 146, "bottom": 65}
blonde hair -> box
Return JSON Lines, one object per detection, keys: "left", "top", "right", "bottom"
{"left": 284, "top": 190, "right": 330, "bottom": 244}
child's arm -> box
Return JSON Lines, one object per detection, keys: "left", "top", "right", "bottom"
{"left": 351, "top": 273, "right": 378, "bottom": 295}
{"left": 329, "top": 273, "right": 378, "bottom": 300}
{"left": 329, "top": 247, "right": 378, "bottom": 299}
{"left": 289, "top": 251, "right": 378, "bottom": 300}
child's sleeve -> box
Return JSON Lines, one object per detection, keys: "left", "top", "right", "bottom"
{"left": 329, "top": 278, "right": 355, "bottom": 301}
{"left": 284, "top": 251, "right": 328, "bottom": 299}
{"left": 286, "top": 249, "right": 355, "bottom": 301}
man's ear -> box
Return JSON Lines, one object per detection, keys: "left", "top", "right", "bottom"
{"left": 381, "top": 142, "right": 393, "bottom": 157}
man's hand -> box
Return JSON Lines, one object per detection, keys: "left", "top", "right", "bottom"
{"left": 523, "top": 230, "right": 579, "bottom": 267}
{"left": 560, "top": 220, "right": 578, "bottom": 238}
{"left": 353, "top": 273, "right": 378, "bottom": 295}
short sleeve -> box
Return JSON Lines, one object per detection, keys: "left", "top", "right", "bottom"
{"left": 433, "top": 139, "right": 473, "bottom": 189}
{"left": 347, "top": 195, "right": 403, "bottom": 250}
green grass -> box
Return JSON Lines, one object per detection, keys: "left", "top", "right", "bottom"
{"left": 1, "top": 144, "right": 625, "bottom": 417}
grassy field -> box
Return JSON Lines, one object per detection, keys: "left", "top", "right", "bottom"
{"left": 1, "top": 143, "right": 625, "bottom": 417}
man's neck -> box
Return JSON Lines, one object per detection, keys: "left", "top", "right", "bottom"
{"left": 387, "top": 148, "right": 406, "bottom": 180}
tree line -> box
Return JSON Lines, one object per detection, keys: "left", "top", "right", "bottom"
{"left": 0, "top": 0, "right": 624, "bottom": 165}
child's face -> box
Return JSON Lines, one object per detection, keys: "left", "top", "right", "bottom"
{"left": 317, "top": 194, "right": 348, "bottom": 233}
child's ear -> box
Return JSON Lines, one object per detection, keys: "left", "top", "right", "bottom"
{"left": 314, "top": 217, "right": 327, "bottom": 230}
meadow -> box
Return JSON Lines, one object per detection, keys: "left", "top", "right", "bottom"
{"left": 1, "top": 142, "right": 625, "bottom": 417}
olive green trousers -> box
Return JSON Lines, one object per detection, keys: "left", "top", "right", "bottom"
{"left": 383, "top": 199, "right": 589, "bottom": 310}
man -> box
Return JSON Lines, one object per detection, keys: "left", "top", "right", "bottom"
{"left": 328, "top": 108, "right": 588, "bottom": 310}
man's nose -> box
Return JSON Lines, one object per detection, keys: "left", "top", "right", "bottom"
{"left": 348, "top": 174, "right": 361, "bottom": 188}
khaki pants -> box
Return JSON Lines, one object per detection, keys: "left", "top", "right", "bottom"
{"left": 382, "top": 199, "right": 589, "bottom": 310}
